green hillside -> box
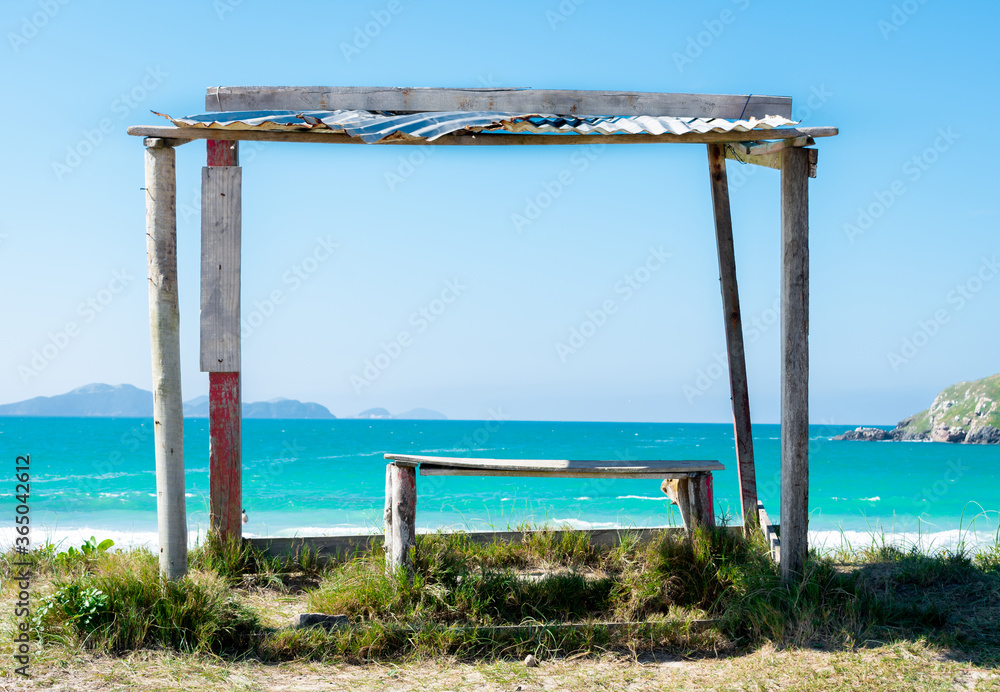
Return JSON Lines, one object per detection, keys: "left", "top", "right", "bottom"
{"left": 897, "top": 373, "right": 1000, "bottom": 441}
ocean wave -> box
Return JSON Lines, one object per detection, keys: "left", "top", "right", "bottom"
{"left": 574, "top": 497, "right": 592, "bottom": 501}
{"left": 810, "top": 528, "right": 997, "bottom": 555}
{"left": 617, "top": 495, "right": 668, "bottom": 501}
{"left": 550, "top": 518, "right": 620, "bottom": 530}
{"left": 860, "top": 496, "right": 881, "bottom": 502}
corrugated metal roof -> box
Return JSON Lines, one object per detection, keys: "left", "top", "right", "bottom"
{"left": 157, "top": 110, "right": 797, "bottom": 144}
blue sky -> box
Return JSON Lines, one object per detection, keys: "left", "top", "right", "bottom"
{"left": 1, "top": 0, "right": 996, "bottom": 424}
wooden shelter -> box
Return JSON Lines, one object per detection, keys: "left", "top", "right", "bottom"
{"left": 128, "top": 86, "right": 837, "bottom": 582}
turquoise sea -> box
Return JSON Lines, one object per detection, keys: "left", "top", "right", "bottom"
{"left": 2, "top": 418, "right": 999, "bottom": 553}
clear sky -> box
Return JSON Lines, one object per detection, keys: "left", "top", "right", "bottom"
{"left": 1, "top": 0, "right": 996, "bottom": 424}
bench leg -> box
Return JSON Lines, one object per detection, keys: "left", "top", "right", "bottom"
{"left": 384, "top": 464, "right": 394, "bottom": 574}
{"left": 661, "top": 473, "right": 715, "bottom": 535}
{"left": 389, "top": 463, "right": 417, "bottom": 577}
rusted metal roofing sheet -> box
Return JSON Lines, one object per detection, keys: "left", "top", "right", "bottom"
{"left": 158, "top": 110, "right": 797, "bottom": 144}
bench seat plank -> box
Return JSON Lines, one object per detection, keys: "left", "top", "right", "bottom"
{"left": 384, "top": 454, "right": 723, "bottom": 477}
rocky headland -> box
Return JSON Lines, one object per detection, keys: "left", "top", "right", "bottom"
{"left": 835, "top": 373, "right": 1000, "bottom": 445}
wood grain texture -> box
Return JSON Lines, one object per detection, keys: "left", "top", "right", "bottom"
{"left": 206, "top": 86, "right": 793, "bottom": 119}
{"left": 128, "top": 125, "right": 839, "bottom": 146}
{"left": 780, "top": 147, "right": 810, "bottom": 583}
{"left": 757, "top": 501, "right": 781, "bottom": 564}
{"left": 725, "top": 145, "right": 818, "bottom": 178}
{"left": 390, "top": 464, "right": 417, "bottom": 575}
{"left": 707, "top": 143, "right": 759, "bottom": 535}
{"left": 207, "top": 139, "right": 238, "bottom": 166}
{"left": 385, "top": 454, "right": 723, "bottom": 475}
{"left": 200, "top": 166, "right": 242, "bottom": 372}
{"left": 145, "top": 142, "right": 187, "bottom": 580}
{"left": 209, "top": 372, "right": 241, "bottom": 540}
{"left": 383, "top": 464, "right": 393, "bottom": 574}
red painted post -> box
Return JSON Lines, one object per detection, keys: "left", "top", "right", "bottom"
{"left": 207, "top": 139, "right": 241, "bottom": 542}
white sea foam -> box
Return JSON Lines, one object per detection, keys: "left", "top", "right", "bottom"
{"left": 617, "top": 495, "right": 668, "bottom": 501}
{"left": 810, "top": 528, "right": 997, "bottom": 555}
{"left": 860, "top": 496, "right": 881, "bottom": 502}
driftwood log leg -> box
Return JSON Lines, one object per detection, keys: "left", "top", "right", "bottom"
{"left": 389, "top": 463, "right": 417, "bottom": 577}
{"left": 662, "top": 473, "right": 715, "bottom": 534}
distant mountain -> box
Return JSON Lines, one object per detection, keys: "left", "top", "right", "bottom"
{"left": 0, "top": 384, "right": 335, "bottom": 420}
{"left": 836, "top": 373, "right": 1000, "bottom": 444}
{"left": 355, "top": 407, "right": 447, "bottom": 420}
{"left": 0, "top": 383, "right": 152, "bottom": 417}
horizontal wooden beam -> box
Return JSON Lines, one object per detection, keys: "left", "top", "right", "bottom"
{"left": 730, "top": 136, "right": 813, "bottom": 157}
{"left": 246, "top": 525, "right": 749, "bottom": 562}
{"left": 207, "top": 86, "right": 793, "bottom": 119}
{"left": 758, "top": 502, "right": 780, "bottom": 563}
{"left": 725, "top": 145, "right": 818, "bottom": 178}
{"left": 128, "top": 125, "right": 838, "bottom": 147}
{"left": 386, "top": 454, "right": 723, "bottom": 474}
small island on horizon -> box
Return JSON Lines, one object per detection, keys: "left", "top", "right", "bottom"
{"left": 0, "top": 383, "right": 448, "bottom": 421}
{"left": 835, "top": 373, "right": 1000, "bottom": 445}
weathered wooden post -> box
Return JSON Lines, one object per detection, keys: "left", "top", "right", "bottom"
{"left": 661, "top": 473, "right": 715, "bottom": 534}
{"left": 145, "top": 137, "right": 187, "bottom": 580}
{"left": 780, "top": 147, "right": 810, "bottom": 582}
{"left": 706, "top": 143, "right": 759, "bottom": 535}
{"left": 202, "top": 140, "right": 243, "bottom": 541}
{"left": 389, "top": 462, "right": 417, "bottom": 576}
{"left": 383, "top": 464, "right": 394, "bottom": 573}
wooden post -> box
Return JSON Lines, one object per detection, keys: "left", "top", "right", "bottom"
{"left": 780, "top": 147, "right": 810, "bottom": 582}
{"left": 145, "top": 137, "right": 187, "bottom": 580}
{"left": 706, "top": 143, "right": 759, "bottom": 535}
{"left": 389, "top": 463, "right": 417, "bottom": 576}
{"left": 203, "top": 140, "right": 243, "bottom": 542}
{"left": 383, "top": 464, "right": 394, "bottom": 574}
{"left": 661, "top": 473, "right": 715, "bottom": 533}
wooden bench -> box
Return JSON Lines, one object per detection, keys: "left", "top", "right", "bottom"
{"left": 382, "top": 454, "right": 724, "bottom": 574}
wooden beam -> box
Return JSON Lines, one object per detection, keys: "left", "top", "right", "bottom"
{"left": 780, "top": 147, "right": 810, "bottom": 583}
{"left": 200, "top": 166, "right": 242, "bottom": 372}
{"left": 205, "top": 140, "right": 243, "bottom": 544}
{"left": 389, "top": 463, "right": 417, "bottom": 576}
{"left": 247, "top": 526, "right": 750, "bottom": 562}
{"left": 385, "top": 454, "right": 722, "bottom": 474}
{"left": 730, "top": 136, "right": 813, "bottom": 157}
{"left": 757, "top": 501, "right": 780, "bottom": 564}
{"left": 707, "top": 143, "right": 758, "bottom": 535}
{"left": 206, "top": 86, "right": 793, "bottom": 119}
{"left": 725, "top": 145, "right": 818, "bottom": 178}
{"left": 383, "top": 464, "right": 393, "bottom": 574}
{"left": 145, "top": 139, "right": 187, "bottom": 580}
{"left": 209, "top": 372, "right": 241, "bottom": 540}
{"left": 127, "top": 125, "right": 839, "bottom": 147}
{"left": 660, "top": 475, "right": 715, "bottom": 533}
